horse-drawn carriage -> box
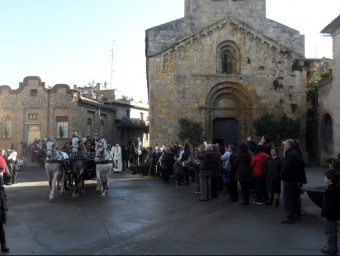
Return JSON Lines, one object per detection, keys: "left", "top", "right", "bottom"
{"left": 45, "top": 135, "right": 113, "bottom": 201}
{"left": 57, "top": 151, "right": 96, "bottom": 192}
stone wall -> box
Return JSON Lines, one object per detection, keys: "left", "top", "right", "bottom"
{"left": 0, "top": 77, "right": 115, "bottom": 157}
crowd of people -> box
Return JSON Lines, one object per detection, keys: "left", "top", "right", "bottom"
{"left": 147, "top": 136, "right": 340, "bottom": 254}
{"left": 148, "top": 137, "right": 308, "bottom": 219}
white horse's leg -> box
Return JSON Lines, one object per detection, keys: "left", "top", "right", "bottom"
{"left": 101, "top": 176, "right": 107, "bottom": 198}
{"left": 46, "top": 167, "right": 53, "bottom": 201}
{"left": 72, "top": 172, "right": 80, "bottom": 198}
{"left": 100, "top": 166, "right": 112, "bottom": 198}
{"left": 60, "top": 168, "right": 65, "bottom": 195}
{"left": 49, "top": 175, "right": 56, "bottom": 202}
{"left": 96, "top": 167, "right": 102, "bottom": 193}
{"left": 100, "top": 178, "right": 106, "bottom": 198}
{"left": 72, "top": 166, "right": 80, "bottom": 198}
{"left": 106, "top": 165, "right": 112, "bottom": 191}
{"left": 48, "top": 177, "right": 53, "bottom": 201}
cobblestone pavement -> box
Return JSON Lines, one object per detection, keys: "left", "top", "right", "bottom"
{"left": 4, "top": 166, "right": 333, "bottom": 255}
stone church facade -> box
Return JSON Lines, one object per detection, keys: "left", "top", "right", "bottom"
{"left": 146, "top": 0, "right": 308, "bottom": 148}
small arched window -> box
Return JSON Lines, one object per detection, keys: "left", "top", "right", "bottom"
{"left": 217, "top": 41, "right": 240, "bottom": 74}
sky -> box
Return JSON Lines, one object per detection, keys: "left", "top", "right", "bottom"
{"left": 0, "top": 0, "right": 339, "bottom": 103}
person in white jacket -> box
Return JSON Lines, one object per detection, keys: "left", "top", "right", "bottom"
{"left": 7, "top": 150, "right": 18, "bottom": 184}
{"left": 221, "top": 146, "right": 231, "bottom": 192}
{"left": 113, "top": 144, "right": 122, "bottom": 172}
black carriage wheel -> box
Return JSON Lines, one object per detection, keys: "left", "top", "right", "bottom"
{"left": 64, "top": 172, "right": 74, "bottom": 191}
{"left": 57, "top": 166, "right": 71, "bottom": 191}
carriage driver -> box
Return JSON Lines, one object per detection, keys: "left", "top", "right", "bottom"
{"left": 89, "top": 132, "right": 100, "bottom": 152}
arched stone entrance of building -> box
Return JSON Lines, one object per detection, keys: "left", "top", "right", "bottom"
{"left": 205, "top": 82, "right": 261, "bottom": 147}
{"left": 27, "top": 125, "right": 41, "bottom": 145}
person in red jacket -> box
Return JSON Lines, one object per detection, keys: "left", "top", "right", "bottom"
{"left": 250, "top": 145, "right": 269, "bottom": 204}
{"left": 0, "top": 150, "right": 9, "bottom": 184}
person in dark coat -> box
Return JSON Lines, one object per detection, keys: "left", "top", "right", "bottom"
{"left": 180, "top": 143, "right": 191, "bottom": 185}
{"left": 264, "top": 148, "right": 282, "bottom": 207}
{"left": 321, "top": 168, "right": 340, "bottom": 255}
{"left": 280, "top": 139, "right": 304, "bottom": 224}
{"left": 235, "top": 143, "right": 252, "bottom": 205}
{"left": 173, "top": 154, "right": 184, "bottom": 187}
{"left": 293, "top": 139, "right": 308, "bottom": 220}
{"left": 0, "top": 166, "right": 9, "bottom": 252}
{"left": 228, "top": 145, "right": 239, "bottom": 202}
{"left": 160, "top": 147, "right": 173, "bottom": 183}
{"left": 211, "top": 144, "right": 222, "bottom": 198}
{"left": 120, "top": 143, "right": 127, "bottom": 171}
{"left": 88, "top": 133, "right": 99, "bottom": 152}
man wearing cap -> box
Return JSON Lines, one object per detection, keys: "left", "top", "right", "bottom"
{"left": 89, "top": 133, "right": 99, "bottom": 152}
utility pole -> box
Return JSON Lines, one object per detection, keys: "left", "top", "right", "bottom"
{"left": 110, "top": 40, "right": 116, "bottom": 89}
{"left": 314, "top": 47, "right": 316, "bottom": 58}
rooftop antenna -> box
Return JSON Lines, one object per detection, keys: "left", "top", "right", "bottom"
{"left": 110, "top": 40, "right": 116, "bottom": 89}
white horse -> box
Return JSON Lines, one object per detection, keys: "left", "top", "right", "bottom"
{"left": 95, "top": 138, "right": 113, "bottom": 198}
{"left": 70, "top": 134, "right": 88, "bottom": 198}
{"left": 45, "top": 138, "right": 69, "bottom": 202}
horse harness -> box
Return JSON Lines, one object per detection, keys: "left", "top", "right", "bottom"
{"left": 95, "top": 144, "right": 113, "bottom": 165}
{"left": 45, "top": 139, "right": 68, "bottom": 164}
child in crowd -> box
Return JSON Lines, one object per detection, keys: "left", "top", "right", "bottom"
{"left": 321, "top": 168, "right": 340, "bottom": 255}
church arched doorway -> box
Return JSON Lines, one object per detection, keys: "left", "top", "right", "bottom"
{"left": 213, "top": 118, "right": 239, "bottom": 148}
{"left": 205, "top": 82, "right": 261, "bottom": 147}
{"left": 27, "top": 125, "right": 41, "bottom": 145}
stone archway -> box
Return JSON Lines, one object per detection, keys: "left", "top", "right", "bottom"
{"left": 27, "top": 125, "right": 41, "bottom": 145}
{"left": 204, "top": 82, "right": 260, "bottom": 146}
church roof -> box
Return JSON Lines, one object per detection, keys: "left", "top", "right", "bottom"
{"left": 149, "top": 16, "right": 304, "bottom": 59}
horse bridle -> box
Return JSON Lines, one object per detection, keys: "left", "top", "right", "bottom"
{"left": 95, "top": 141, "right": 112, "bottom": 161}
{"left": 46, "top": 140, "right": 58, "bottom": 158}
{"left": 72, "top": 136, "right": 82, "bottom": 152}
